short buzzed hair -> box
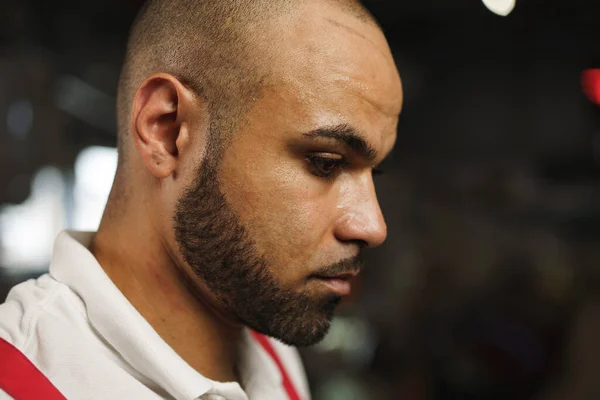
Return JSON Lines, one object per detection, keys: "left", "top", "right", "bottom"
{"left": 116, "top": 0, "right": 377, "bottom": 166}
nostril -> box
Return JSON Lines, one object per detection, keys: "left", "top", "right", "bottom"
{"left": 351, "top": 239, "right": 368, "bottom": 249}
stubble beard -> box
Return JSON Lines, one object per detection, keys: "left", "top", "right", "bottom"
{"left": 173, "top": 155, "right": 343, "bottom": 347}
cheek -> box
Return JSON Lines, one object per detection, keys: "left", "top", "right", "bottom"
{"left": 222, "top": 162, "right": 334, "bottom": 265}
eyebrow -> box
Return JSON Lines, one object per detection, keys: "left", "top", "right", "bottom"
{"left": 302, "top": 124, "right": 378, "bottom": 163}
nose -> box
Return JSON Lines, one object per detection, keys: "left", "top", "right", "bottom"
{"left": 334, "top": 177, "right": 388, "bottom": 249}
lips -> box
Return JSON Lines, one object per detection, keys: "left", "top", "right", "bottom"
{"left": 316, "top": 277, "right": 352, "bottom": 295}
{"left": 310, "top": 256, "right": 362, "bottom": 296}
{"left": 311, "top": 271, "right": 358, "bottom": 296}
{"left": 311, "top": 269, "right": 359, "bottom": 281}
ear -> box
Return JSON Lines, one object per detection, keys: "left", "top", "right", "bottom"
{"left": 130, "top": 73, "right": 202, "bottom": 179}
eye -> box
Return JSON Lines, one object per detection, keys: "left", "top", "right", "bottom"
{"left": 306, "top": 154, "right": 346, "bottom": 180}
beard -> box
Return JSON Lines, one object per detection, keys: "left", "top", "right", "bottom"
{"left": 173, "top": 154, "right": 361, "bottom": 347}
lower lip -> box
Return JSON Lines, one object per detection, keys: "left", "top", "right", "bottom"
{"left": 317, "top": 278, "right": 351, "bottom": 295}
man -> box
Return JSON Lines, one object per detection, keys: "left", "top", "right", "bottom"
{"left": 0, "top": 0, "right": 402, "bottom": 398}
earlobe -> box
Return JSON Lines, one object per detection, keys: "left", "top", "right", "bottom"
{"left": 131, "top": 74, "right": 193, "bottom": 179}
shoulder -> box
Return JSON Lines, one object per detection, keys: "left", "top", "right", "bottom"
{"left": 0, "top": 273, "right": 91, "bottom": 372}
{"left": 0, "top": 274, "right": 66, "bottom": 348}
{"left": 0, "top": 274, "right": 72, "bottom": 400}
{"left": 0, "top": 274, "right": 137, "bottom": 399}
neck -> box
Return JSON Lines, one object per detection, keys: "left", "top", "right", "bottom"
{"left": 91, "top": 192, "right": 243, "bottom": 383}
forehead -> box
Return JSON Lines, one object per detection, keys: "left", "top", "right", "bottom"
{"left": 256, "top": 3, "right": 403, "bottom": 154}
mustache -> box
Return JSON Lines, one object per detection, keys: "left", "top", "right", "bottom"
{"left": 310, "top": 256, "right": 364, "bottom": 278}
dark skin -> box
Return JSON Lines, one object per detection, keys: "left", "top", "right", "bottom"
{"left": 92, "top": 1, "right": 402, "bottom": 385}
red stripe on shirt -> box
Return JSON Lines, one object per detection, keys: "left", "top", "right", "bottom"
{"left": 251, "top": 331, "right": 302, "bottom": 400}
{"left": 0, "top": 337, "right": 66, "bottom": 400}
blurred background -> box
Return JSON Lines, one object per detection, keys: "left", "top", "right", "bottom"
{"left": 0, "top": 0, "right": 599, "bottom": 399}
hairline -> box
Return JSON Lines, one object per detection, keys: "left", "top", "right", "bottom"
{"left": 115, "top": 0, "right": 380, "bottom": 169}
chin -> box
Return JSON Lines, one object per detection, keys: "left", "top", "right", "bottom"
{"left": 270, "top": 317, "right": 334, "bottom": 347}
{"left": 254, "top": 295, "right": 341, "bottom": 347}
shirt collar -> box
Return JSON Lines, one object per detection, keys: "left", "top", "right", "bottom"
{"left": 238, "top": 329, "right": 283, "bottom": 397}
{"left": 49, "top": 231, "right": 214, "bottom": 400}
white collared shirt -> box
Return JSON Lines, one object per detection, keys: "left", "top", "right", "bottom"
{"left": 0, "top": 231, "right": 311, "bottom": 400}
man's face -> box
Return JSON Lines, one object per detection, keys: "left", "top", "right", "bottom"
{"left": 174, "top": 4, "right": 402, "bottom": 346}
